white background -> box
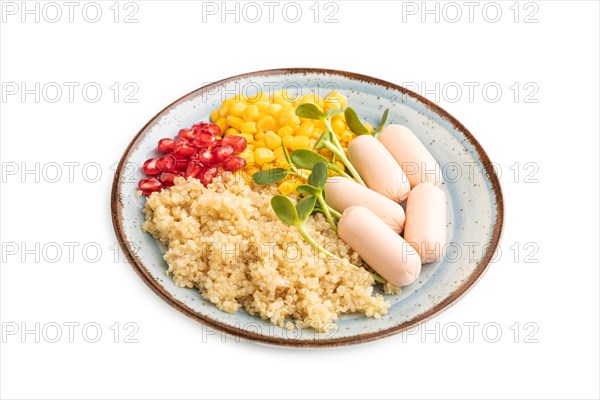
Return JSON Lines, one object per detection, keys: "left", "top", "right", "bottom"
{"left": 1, "top": 1, "right": 599, "bottom": 399}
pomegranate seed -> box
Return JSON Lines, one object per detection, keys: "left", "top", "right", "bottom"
{"left": 174, "top": 158, "right": 188, "bottom": 172}
{"left": 159, "top": 172, "right": 179, "bottom": 187}
{"left": 174, "top": 139, "right": 197, "bottom": 157}
{"left": 212, "top": 145, "right": 235, "bottom": 163}
{"left": 185, "top": 161, "right": 205, "bottom": 179}
{"left": 201, "top": 167, "right": 218, "bottom": 186}
{"left": 221, "top": 135, "right": 247, "bottom": 153}
{"left": 222, "top": 156, "right": 246, "bottom": 172}
{"left": 156, "top": 155, "right": 177, "bottom": 172}
{"left": 194, "top": 148, "right": 215, "bottom": 164}
{"left": 178, "top": 128, "right": 196, "bottom": 142}
{"left": 192, "top": 122, "right": 209, "bottom": 132}
{"left": 138, "top": 177, "right": 162, "bottom": 195}
{"left": 157, "top": 138, "right": 176, "bottom": 153}
{"left": 142, "top": 158, "right": 161, "bottom": 175}
{"left": 207, "top": 124, "right": 222, "bottom": 137}
{"left": 193, "top": 131, "right": 217, "bottom": 148}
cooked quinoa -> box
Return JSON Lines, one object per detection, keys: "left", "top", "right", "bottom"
{"left": 142, "top": 174, "right": 394, "bottom": 331}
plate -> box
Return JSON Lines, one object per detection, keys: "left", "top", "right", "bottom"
{"left": 111, "top": 68, "right": 503, "bottom": 347}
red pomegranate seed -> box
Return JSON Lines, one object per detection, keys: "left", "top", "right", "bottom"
{"left": 192, "top": 122, "right": 209, "bottom": 132}
{"left": 194, "top": 148, "right": 215, "bottom": 164}
{"left": 159, "top": 172, "right": 179, "bottom": 187}
{"left": 221, "top": 135, "right": 247, "bottom": 153}
{"left": 157, "top": 138, "right": 176, "bottom": 153}
{"left": 174, "top": 139, "right": 197, "bottom": 157}
{"left": 185, "top": 161, "right": 205, "bottom": 179}
{"left": 174, "top": 158, "right": 189, "bottom": 172}
{"left": 207, "top": 124, "right": 222, "bottom": 137}
{"left": 142, "top": 158, "right": 161, "bottom": 175}
{"left": 212, "top": 145, "right": 235, "bottom": 163}
{"left": 156, "top": 155, "right": 177, "bottom": 172}
{"left": 138, "top": 177, "right": 162, "bottom": 195}
{"left": 222, "top": 156, "right": 246, "bottom": 172}
{"left": 201, "top": 167, "right": 218, "bottom": 186}
{"left": 193, "top": 132, "right": 217, "bottom": 148}
{"left": 178, "top": 128, "right": 196, "bottom": 142}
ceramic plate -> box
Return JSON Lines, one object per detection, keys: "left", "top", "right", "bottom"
{"left": 111, "top": 68, "right": 503, "bottom": 347}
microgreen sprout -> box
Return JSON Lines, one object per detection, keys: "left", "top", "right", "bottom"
{"left": 270, "top": 194, "right": 386, "bottom": 284}
{"left": 296, "top": 162, "right": 338, "bottom": 231}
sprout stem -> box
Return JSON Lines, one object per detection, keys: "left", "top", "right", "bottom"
{"left": 317, "top": 194, "right": 337, "bottom": 231}
{"left": 323, "top": 142, "right": 366, "bottom": 186}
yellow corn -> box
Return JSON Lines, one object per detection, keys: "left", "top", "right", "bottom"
{"left": 239, "top": 148, "right": 254, "bottom": 164}
{"left": 255, "top": 131, "right": 265, "bottom": 140}
{"left": 241, "top": 121, "right": 258, "bottom": 134}
{"left": 278, "top": 180, "right": 295, "bottom": 195}
{"left": 219, "top": 99, "right": 233, "bottom": 117}
{"left": 229, "top": 101, "right": 247, "bottom": 118}
{"left": 340, "top": 130, "right": 353, "bottom": 142}
{"left": 210, "top": 109, "right": 220, "bottom": 122}
{"left": 257, "top": 115, "right": 276, "bottom": 132}
{"left": 254, "top": 148, "right": 275, "bottom": 165}
{"left": 243, "top": 105, "right": 260, "bottom": 122}
{"left": 225, "top": 127, "right": 240, "bottom": 136}
{"left": 291, "top": 136, "right": 310, "bottom": 150}
{"left": 215, "top": 117, "right": 228, "bottom": 133}
{"left": 254, "top": 139, "right": 266, "bottom": 149}
{"left": 282, "top": 135, "right": 293, "bottom": 149}
{"left": 331, "top": 118, "right": 346, "bottom": 136}
{"left": 267, "top": 103, "right": 283, "bottom": 117}
{"left": 226, "top": 116, "right": 243, "bottom": 131}
{"left": 296, "top": 121, "right": 314, "bottom": 137}
{"left": 264, "top": 131, "right": 281, "bottom": 150}
{"left": 277, "top": 125, "right": 294, "bottom": 138}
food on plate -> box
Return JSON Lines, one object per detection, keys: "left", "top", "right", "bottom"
{"left": 338, "top": 206, "right": 421, "bottom": 286}
{"left": 142, "top": 175, "right": 389, "bottom": 331}
{"left": 324, "top": 176, "right": 406, "bottom": 233}
{"left": 139, "top": 89, "right": 448, "bottom": 330}
{"left": 403, "top": 182, "right": 447, "bottom": 263}
{"left": 346, "top": 135, "right": 411, "bottom": 203}
{"left": 379, "top": 124, "right": 442, "bottom": 187}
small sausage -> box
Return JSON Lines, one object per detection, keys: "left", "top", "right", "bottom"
{"left": 325, "top": 177, "right": 405, "bottom": 233}
{"left": 403, "top": 182, "right": 446, "bottom": 264}
{"left": 379, "top": 124, "right": 442, "bottom": 187}
{"left": 338, "top": 206, "right": 422, "bottom": 286}
{"left": 347, "top": 135, "right": 410, "bottom": 203}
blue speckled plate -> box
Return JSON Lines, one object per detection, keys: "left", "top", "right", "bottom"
{"left": 111, "top": 69, "right": 503, "bottom": 347}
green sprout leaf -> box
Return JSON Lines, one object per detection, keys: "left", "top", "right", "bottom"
{"left": 290, "top": 149, "right": 329, "bottom": 170}
{"left": 373, "top": 108, "right": 389, "bottom": 138}
{"left": 281, "top": 140, "right": 293, "bottom": 166}
{"left": 295, "top": 195, "right": 317, "bottom": 223}
{"left": 344, "top": 107, "right": 370, "bottom": 136}
{"left": 308, "top": 162, "right": 328, "bottom": 189}
{"left": 296, "top": 184, "right": 320, "bottom": 196}
{"left": 270, "top": 195, "right": 300, "bottom": 227}
{"left": 253, "top": 168, "right": 288, "bottom": 185}
{"left": 295, "top": 103, "right": 325, "bottom": 120}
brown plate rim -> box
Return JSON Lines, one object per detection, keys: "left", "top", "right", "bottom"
{"left": 111, "top": 67, "right": 504, "bottom": 348}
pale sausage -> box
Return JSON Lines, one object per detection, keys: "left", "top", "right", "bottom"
{"left": 347, "top": 135, "right": 410, "bottom": 203}
{"left": 379, "top": 124, "right": 442, "bottom": 187}
{"left": 325, "top": 176, "right": 405, "bottom": 233}
{"left": 338, "top": 206, "right": 422, "bottom": 286}
{"left": 404, "top": 182, "right": 446, "bottom": 264}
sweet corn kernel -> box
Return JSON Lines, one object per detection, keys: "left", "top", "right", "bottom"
{"left": 229, "top": 101, "right": 247, "bottom": 118}
{"left": 299, "top": 94, "right": 324, "bottom": 111}
{"left": 296, "top": 121, "right": 314, "bottom": 137}
{"left": 340, "top": 130, "right": 353, "bottom": 142}
{"left": 254, "top": 148, "right": 275, "bottom": 165}
{"left": 318, "top": 148, "right": 333, "bottom": 158}
{"left": 364, "top": 123, "right": 374, "bottom": 134}
{"left": 267, "top": 103, "right": 283, "bottom": 117}
{"left": 279, "top": 108, "right": 300, "bottom": 128}
{"left": 225, "top": 127, "right": 240, "bottom": 136}
{"left": 291, "top": 135, "right": 310, "bottom": 150}
{"left": 277, "top": 125, "right": 294, "bottom": 138}
{"left": 210, "top": 109, "right": 220, "bottom": 122}
{"left": 244, "top": 165, "right": 260, "bottom": 183}
{"left": 335, "top": 161, "right": 345, "bottom": 171}
{"left": 331, "top": 118, "right": 346, "bottom": 136}
{"left": 215, "top": 117, "right": 228, "bottom": 133}
{"left": 273, "top": 146, "right": 286, "bottom": 161}
{"left": 239, "top": 148, "right": 254, "bottom": 164}
{"left": 219, "top": 99, "right": 233, "bottom": 117}
{"left": 226, "top": 116, "right": 243, "bottom": 131}
{"left": 255, "top": 131, "right": 265, "bottom": 140}
{"left": 278, "top": 181, "right": 295, "bottom": 195}
{"left": 257, "top": 115, "right": 276, "bottom": 132}
{"left": 242, "top": 105, "right": 260, "bottom": 122}
{"left": 255, "top": 101, "right": 270, "bottom": 113}
{"left": 264, "top": 131, "right": 281, "bottom": 150}
{"left": 246, "top": 91, "right": 268, "bottom": 103}
{"left": 254, "top": 139, "right": 266, "bottom": 149}
{"left": 239, "top": 133, "right": 254, "bottom": 143}
{"left": 241, "top": 121, "right": 258, "bottom": 134}
{"left": 282, "top": 135, "right": 293, "bottom": 149}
